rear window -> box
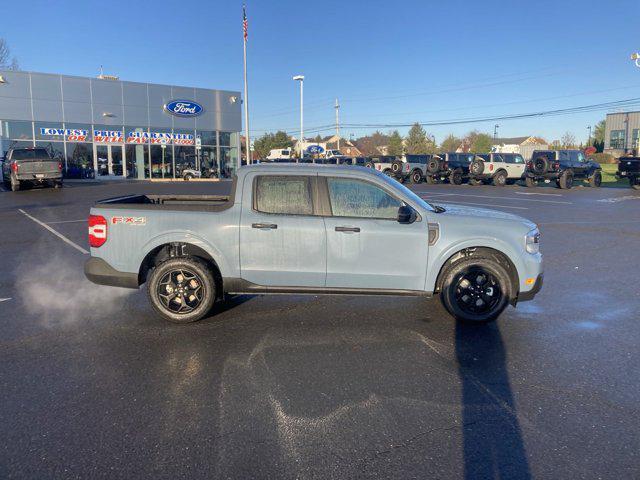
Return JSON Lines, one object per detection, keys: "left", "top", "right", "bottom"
{"left": 255, "top": 176, "right": 313, "bottom": 215}
{"left": 405, "top": 154, "right": 428, "bottom": 164}
{"left": 533, "top": 151, "right": 556, "bottom": 161}
{"left": 476, "top": 154, "right": 490, "bottom": 161}
{"left": 11, "top": 148, "right": 51, "bottom": 160}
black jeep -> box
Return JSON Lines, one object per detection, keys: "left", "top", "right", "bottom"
{"left": 616, "top": 156, "right": 640, "bottom": 189}
{"left": 437, "top": 152, "right": 475, "bottom": 185}
{"left": 524, "top": 150, "right": 602, "bottom": 189}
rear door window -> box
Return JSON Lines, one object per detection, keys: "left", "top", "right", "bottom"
{"left": 255, "top": 176, "right": 313, "bottom": 215}
{"left": 327, "top": 177, "right": 402, "bottom": 219}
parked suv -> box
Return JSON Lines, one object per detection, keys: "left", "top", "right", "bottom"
{"left": 616, "top": 155, "right": 640, "bottom": 189}
{"left": 1, "top": 147, "right": 63, "bottom": 191}
{"left": 430, "top": 153, "right": 475, "bottom": 185}
{"left": 470, "top": 153, "right": 526, "bottom": 186}
{"left": 524, "top": 150, "right": 602, "bottom": 189}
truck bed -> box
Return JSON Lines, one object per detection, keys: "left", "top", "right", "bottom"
{"left": 94, "top": 194, "right": 233, "bottom": 212}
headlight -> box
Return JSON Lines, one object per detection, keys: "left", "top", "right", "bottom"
{"left": 526, "top": 228, "right": 540, "bottom": 254}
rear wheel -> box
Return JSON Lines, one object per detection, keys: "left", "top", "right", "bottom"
{"left": 525, "top": 176, "right": 537, "bottom": 188}
{"left": 492, "top": 170, "right": 507, "bottom": 187}
{"left": 411, "top": 170, "right": 423, "bottom": 184}
{"left": 147, "top": 257, "right": 216, "bottom": 324}
{"left": 631, "top": 178, "right": 640, "bottom": 190}
{"left": 439, "top": 255, "right": 512, "bottom": 324}
{"left": 589, "top": 170, "right": 602, "bottom": 188}
{"left": 10, "top": 175, "right": 20, "bottom": 192}
{"left": 558, "top": 171, "right": 573, "bottom": 189}
{"left": 184, "top": 173, "right": 194, "bottom": 181}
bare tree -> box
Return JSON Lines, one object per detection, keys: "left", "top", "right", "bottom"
{"left": 560, "top": 132, "right": 576, "bottom": 148}
{"left": 0, "top": 38, "right": 19, "bottom": 70}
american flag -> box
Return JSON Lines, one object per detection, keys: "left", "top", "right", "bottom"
{"left": 243, "top": 5, "right": 248, "bottom": 41}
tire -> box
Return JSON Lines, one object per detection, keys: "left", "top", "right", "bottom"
{"left": 632, "top": 178, "right": 640, "bottom": 190}
{"left": 425, "top": 175, "right": 436, "bottom": 184}
{"left": 391, "top": 160, "right": 403, "bottom": 174}
{"left": 426, "top": 158, "right": 440, "bottom": 174}
{"left": 525, "top": 176, "right": 537, "bottom": 188}
{"left": 410, "top": 170, "right": 423, "bottom": 184}
{"left": 184, "top": 174, "right": 194, "bottom": 181}
{"left": 439, "top": 254, "right": 512, "bottom": 324}
{"left": 382, "top": 168, "right": 393, "bottom": 177}
{"left": 53, "top": 181, "right": 62, "bottom": 189}
{"left": 449, "top": 170, "right": 463, "bottom": 185}
{"left": 492, "top": 170, "right": 507, "bottom": 187}
{"left": 558, "top": 171, "right": 573, "bottom": 189}
{"left": 468, "top": 178, "right": 483, "bottom": 186}
{"left": 147, "top": 257, "right": 216, "bottom": 324}
{"left": 589, "top": 171, "right": 602, "bottom": 188}
{"left": 532, "top": 156, "right": 549, "bottom": 174}
{"left": 470, "top": 160, "right": 484, "bottom": 175}
{"left": 10, "top": 176, "right": 20, "bottom": 192}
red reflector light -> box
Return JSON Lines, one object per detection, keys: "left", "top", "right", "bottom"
{"left": 88, "top": 215, "right": 107, "bottom": 248}
{"left": 11, "top": 161, "right": 18, "bottom": 173}
{"left": 58, "top": 162, "right": 63, "bottom": 171}
{"left": 489, "top": 164, "right": 494, "bottom": 172}
{"left": 405, "top": 164, "right": 409, "bottom": 171}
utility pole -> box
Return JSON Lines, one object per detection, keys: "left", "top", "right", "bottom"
{"left": 493, "top": 124, "right": 499, "bottom": 140}
{"left": 587, "top": 125, "right": 592, "bottom": 146}
{"left": 335, "top": 98, "right": 340, "bottom": 150}
{"left": 293, "top": 75, "right": 304, "bottom": 162}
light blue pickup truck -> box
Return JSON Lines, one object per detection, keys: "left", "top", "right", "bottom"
{"left": 85, "top": 164, "right": 543, "bottom": 324}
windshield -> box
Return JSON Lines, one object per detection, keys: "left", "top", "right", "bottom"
{"left": 11, "top": 148, "right": 51, "bottom": 160}
{"left": 377, "top": 170, "right": 436, "bottom": 212}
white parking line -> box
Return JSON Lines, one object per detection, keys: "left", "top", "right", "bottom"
{"left": 419, "top": 192, "right": 571, "bottom": 204}
{"left": 514, "top": 191, "right": 564, "bottom": 197}
{"left": 0, "top": 298, "right": 11, "bottom": 303}
{"left": 18, "top": 209, "right": 89, "bottom": 254}
{"left": 46, "top": 219, "right": 86, "bottom": 225}
{"left": 442, "top": 201, "right": 529, "bottom": 210}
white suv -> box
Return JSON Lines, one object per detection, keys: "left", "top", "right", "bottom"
{"left": 469, "top": 153, "right": 526, "bottom": 186}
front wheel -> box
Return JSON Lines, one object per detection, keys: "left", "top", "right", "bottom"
{"left": 449, "top": 170, "right": 463, "bottom": 185}
{"left": 10, "top": 176, "right": 20, "bottom": 192}
{"left": 147, "top": 257, "right": 216, "bottom": 323}
{"left": 589, "top": 171, "right": 602, "bottom": 188}
{"left": 184, "top": 174, "right": 194, "bottom": 181}
{"left": 558, "top": 171, "right": 573, "bottom": 189}
{"left": 439, "top": 255, "right": 512, "bottom": 324}
{"left": 492, "top": 171, "right": 507, "bottom": 187}
{"left": 632, "top": 178, "right": 640, "bottom": 190}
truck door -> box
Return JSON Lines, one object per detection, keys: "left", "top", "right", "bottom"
{"left": 239, "top": 173, "right": 327, "bottom": 287}
{"left": 321, "top": 175, "right": 429, "bottom": 291}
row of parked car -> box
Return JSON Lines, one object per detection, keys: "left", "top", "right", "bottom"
{"left": 361, "top": 150, "right": 603, "bottom": 189}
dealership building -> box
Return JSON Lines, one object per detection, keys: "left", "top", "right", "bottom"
{"left": 604, "top": 111, "right": 640, "bottom": 156}
{"left": 0, "top": 69, "right": 242, "bottom": 179}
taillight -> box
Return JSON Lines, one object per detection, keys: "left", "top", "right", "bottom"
{"left": 489, "top": 164, "right": 494, "bottom": 172}
{"left": 58, "top": 162, "right": 62, "bottom": 171}
{"left": 527, "top": 161, "right": 533, "bottom": 168}
{"left": 11, "top": 161, "right": 18, "bottom": 173}
{"left": 88, "top": 215, "right": 107, "bottom": 248}
{"left": 376, "top": 165, "right": 380, "bottom": 170}
{"left": 404, "top": 163, "right": 410, "bottom": 172}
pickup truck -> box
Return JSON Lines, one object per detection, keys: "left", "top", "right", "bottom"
{"left": 615, "top": 156, "right": 640, "bottom": 189}
{"left": 2, "top": 147, "right": 63, "bottom": 191}
{"left": 85, "top": 164, "right": 543, "bottom": 324}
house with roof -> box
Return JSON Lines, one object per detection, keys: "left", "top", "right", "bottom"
{"left": 491, "top": 136, "right": 548, "bottom": 160}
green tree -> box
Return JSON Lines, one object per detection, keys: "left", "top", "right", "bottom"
{"left": 387, "top": 130, "right": 404, "bottom": 156}
{"left": 440, "top": 134, "right": 461, "bottom": 152}
{"left": 253, "top": 131, "right": 293, "bottom": 159}
{"left": 405, "top": 123, "right": 431, "bottom": 154}
{"left": 465, "top": 130, "right": 493, "bottom": 152}
{"left": 354, "top": 131, "right": 390, "bottom": 156}
{"left": 592, "top": 120, "right": 605, "bottom": 152}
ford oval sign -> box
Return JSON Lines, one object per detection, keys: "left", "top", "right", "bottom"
{"left": 163, "top": 100, "right": 204, "bottom": 117}
{"left": 306, "top": 145, "right": 324, "bottom": 154}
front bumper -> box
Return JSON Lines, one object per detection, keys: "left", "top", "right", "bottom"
{"left": 517, "top": 274, "right": 543, "bottom": 302}
{"left": 85, "top": 257, "right": 139, "bottom": 289}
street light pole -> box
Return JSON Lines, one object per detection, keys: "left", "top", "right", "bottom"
{"left": 493, "top": 124, "right": 499, "bottom": 140}
{"left": 587, "top": 125, "right": 592, "bottom": 146}
{"left": 293, "top": 75, "right": 304, "bottom": 163}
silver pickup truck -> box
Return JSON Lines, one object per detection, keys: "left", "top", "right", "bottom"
{"left": 2, "top": 147, "right": 63, "bottom": 191}
{"left": 85, "top": 164, "right": 543, "bottom": 324}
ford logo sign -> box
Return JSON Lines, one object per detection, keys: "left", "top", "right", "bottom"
{"left": 163, "top": 100, "right": 204, "bottom": 117}
{"left": 307, "top": 145, "right": 324, "bottom": 154}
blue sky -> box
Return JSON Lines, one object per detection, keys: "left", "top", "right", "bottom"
{"left": 3, "top": 0, "right": 640, "bottom": 143}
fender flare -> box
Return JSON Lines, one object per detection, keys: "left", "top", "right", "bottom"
{"left": 136, "top": 231, "right": 232, "bottom": 278}
{"left": 425, "top": 237, "right": 524, "bottom": 293}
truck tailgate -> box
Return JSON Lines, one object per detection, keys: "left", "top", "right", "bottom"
{"left": 18, "top": 160, "right": 60, "bottom": 174}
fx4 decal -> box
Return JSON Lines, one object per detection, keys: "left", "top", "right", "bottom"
{"left": 112, "top": 216, "right": 146, "bottom": 226}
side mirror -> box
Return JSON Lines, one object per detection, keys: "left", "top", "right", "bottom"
{"left": 398, "top": 205, "right": 417, "bottom": 224}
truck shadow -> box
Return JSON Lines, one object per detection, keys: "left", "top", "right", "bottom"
{"left": 455, "top": 322, "right": 531, "bottom": 479}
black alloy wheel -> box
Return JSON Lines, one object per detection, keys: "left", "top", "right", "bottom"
{"left": 157, "top": 269, "right": 205, "bottom": 315}
{"left": 453, "top": 268, "right": 503, "bottom": 317}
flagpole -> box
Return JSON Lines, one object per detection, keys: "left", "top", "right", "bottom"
{"left": 242, "top": 4, "right": 250, "bottom": 165}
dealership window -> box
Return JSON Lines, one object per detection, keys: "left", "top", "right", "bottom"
{"left": 219, "top": 132, "right": 231, "bottom": 147}
{"left": 64, "top": 123, "right": 93, "bottom": 142}
{"left": 199, "top": 146, "right": 217, "bottom": 177}
{"left": 219, "top": 147, "right": 233, "bottom": 178}
{"left": 35, "top": 122, "right": 64, "bottom": 141}
{"left": 632, "top": 129, "right": 640, "bottom": 149}
{"left": 196, "top": 130, "right": 217, "bottom": 146}
{"left": 1, "top": 120, "right": 34, "bottom": 140}
{"left": 150, "top": 145, "right": 173, "bottom": 179}
{"left": 610, "top": 130, "right": 625, "bottom": 149}
{"left": 93, "top": 124, "right": 124, "bottom": 143}
{"left": 66, "top": 142, "right": 94, "bottom": 179}
{"left": 174, "top": 146, "right": 196, "bottom": 178}
{"left": 125, "top": 144, "right": 149, "bottom": 179}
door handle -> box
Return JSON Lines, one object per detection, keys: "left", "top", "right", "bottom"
{"left": 335, "top": 226, "right": 360, "bottom": 233}
{"left": 252, "top": 223, "right": 278, "bottom": 229}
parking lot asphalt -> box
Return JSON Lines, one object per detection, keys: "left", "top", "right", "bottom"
{"left": 1, "top": 178, "right": 639, "bottom": 479}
